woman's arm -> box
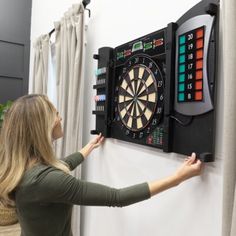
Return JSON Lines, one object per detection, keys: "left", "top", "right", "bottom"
{"left": 35, "top": 153, "right": 201, "bottom": 207}
{"left": 148, "top": 153, "right": 202, "bottom": 196}
{"left": 62, "top": 134, "right": 104, "bottom": 170}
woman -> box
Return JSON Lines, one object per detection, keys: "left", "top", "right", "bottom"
{"left": 0, "top": 94, "right": 202, "bottom": 236}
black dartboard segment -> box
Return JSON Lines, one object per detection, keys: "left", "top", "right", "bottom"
{"left": 115, "top": 55, "right": 164, "bottom": 139}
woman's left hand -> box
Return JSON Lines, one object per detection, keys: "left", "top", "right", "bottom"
{"left": 88, "top": 133, "right": 105, "bottom": 150}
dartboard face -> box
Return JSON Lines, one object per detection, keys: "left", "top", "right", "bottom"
{"left": 115, "top": 55, "right": 164, "bottom": 139}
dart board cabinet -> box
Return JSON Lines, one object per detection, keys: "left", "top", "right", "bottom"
{"left": 91, "top": 0, "right": 219, "bottom": 162}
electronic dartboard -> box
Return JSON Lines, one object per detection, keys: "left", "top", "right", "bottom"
{"left": 91, "top": 0, "right": 219, "bottom": 162}
{"left": 109, "top": 28, "right": 167, "bottom": 148}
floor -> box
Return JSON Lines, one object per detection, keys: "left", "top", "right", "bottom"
{"left": 0, "top": 223, "right": 21, "bottom": 236}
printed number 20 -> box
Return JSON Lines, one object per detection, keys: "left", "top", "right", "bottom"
{"left": 188, "top": 33, "right": 193, "bottom": 41}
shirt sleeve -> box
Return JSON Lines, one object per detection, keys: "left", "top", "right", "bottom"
{"left": 34, "top": 168, "right": 151, "bottom": 207}
{"left": 61, "top": 152, "right": 84, "bottom": 171}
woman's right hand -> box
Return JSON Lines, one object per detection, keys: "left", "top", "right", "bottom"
{"left": 174, "top": 152, "right": 202, "bottom": 184}
{"left": 79, "top": 133, "right": 105, "bottom": 159}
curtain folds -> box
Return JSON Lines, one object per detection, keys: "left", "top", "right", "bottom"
{"left": 32, "top": 34, "right": 50, "bottom": 93}
{"left": 222, "top": 0, "right": 236, "bottom": 235}
{"left": 54, "top": 3, "right": 86, "bottom": 236}
{"left": 31, "top": 3, "right": 86, "bottom": 235}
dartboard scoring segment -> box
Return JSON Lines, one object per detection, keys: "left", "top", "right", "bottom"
{"left": 116, "top": 56, "right": 164, "bottom": 138}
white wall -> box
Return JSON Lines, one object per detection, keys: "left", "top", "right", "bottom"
{"left": 81, "top": 1, "right": 223, "bottom": 236}
{"left": 30, "top": 1, "right": 223, "bottom": 236}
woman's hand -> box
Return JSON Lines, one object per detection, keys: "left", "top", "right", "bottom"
{"left": 88, "top": 133, "right": 105, "bottom": 150}
{"left": 174, "top": 152, "right": 202, "bottom": 184}
{"left": 148, "top": 152, "right": 202, "bottom": 196}
{"left": 79, "top": 133, "right": 105, "bottom": 159}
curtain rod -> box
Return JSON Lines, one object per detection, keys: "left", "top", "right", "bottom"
{"left": 83, "top": 0, "right": 90, "bottom": 8}
{"left": 49, "top": 0, "right": 91, "bottom": 37}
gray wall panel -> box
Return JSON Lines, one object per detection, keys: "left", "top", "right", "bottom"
{"left": 0, "top": 0, "right": 32, "bottom": 44}
{"left": 0, "top": 41, "right": 24, "bottom": 78}
{"left": 0, "top": 77, "right": 23, "bottom": 103}
{"left": 0, "top": 0, "right": 32, "bottom": 104}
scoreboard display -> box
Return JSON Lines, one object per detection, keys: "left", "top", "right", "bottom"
{"left": 177, "top": 27, "right": 205, "bottom": 103}
{"left": 91, "top": 0, "right": 219, "bottom": 162}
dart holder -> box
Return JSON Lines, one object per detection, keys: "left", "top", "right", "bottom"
{"left": 91, "top": 47, "right": 113, "bottom": 137}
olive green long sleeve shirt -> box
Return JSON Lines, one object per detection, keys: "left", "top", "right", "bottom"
{"left": 15, "top": 152, "right": 151, "bottom": 236}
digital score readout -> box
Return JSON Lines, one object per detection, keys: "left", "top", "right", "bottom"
{"left": 177, "top": 27, "right": 205, "bottom": 103}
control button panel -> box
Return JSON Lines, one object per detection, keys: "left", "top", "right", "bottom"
{"left": 174, "top": 15, "right": 215, "bottom": 116}
{"left": 177, "top": 27, "right": 204, "bottom": 103}
{"left": 146, "top": 127, "right": 164, "bottom": 146}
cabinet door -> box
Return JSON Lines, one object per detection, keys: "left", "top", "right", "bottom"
{"left": 0, "top": 0, "right": 32, "bottom": 103}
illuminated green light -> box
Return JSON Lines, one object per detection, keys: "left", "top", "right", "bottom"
{"left": 144, "top": 42, "right": 153, "bottom": 51}
{"left": 179, "top": 45, "right": 185, "bottom": 54}
{"left": 178, "top": 83, "right": 185, "bottom": 92}
{"left": 179, "top": 64, "right": 185, "bottom": 73}
{"left": 179, "top": 74, "right": 185, "bottom": 83}
{"left": 178, "top": 93, "right": 185, "bottom": 102}
{"left": 179, "top": 35, "right": 186, "bottom": 45}
{"left": 179, "top": 55, "right": 185, "bottom": 64}
{"left": 132, "top": 41, "right": 143, "bottom": 52}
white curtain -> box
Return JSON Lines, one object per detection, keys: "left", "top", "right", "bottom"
{"left": 47, "top": 42, "right": 57, "bottom": 108}
{"left": 54, "top": 3, "right": 86, "bottom": 236}
{"left": 222, "top": 0, "right": 236, "bottom": 235}
{"left": 32, "top": 34, "right": 50, "bottom": 94}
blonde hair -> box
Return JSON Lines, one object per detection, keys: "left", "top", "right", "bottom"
{"left": 0, "top": 94, "right": 69, "bottom": 207}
